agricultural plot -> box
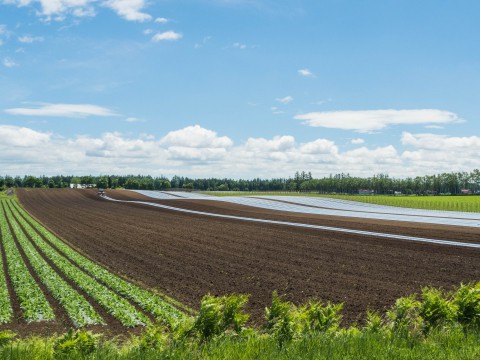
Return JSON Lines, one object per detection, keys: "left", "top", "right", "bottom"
{"left": 16, "top": 188, "right": 480, "bottom": 326}
{"left": 0, "top": 197, "right": 183, "bottom": 335}
{"left": 206, "top": 191, "right": 480, "bottom": 213}
{"left": 125, "top": 190, "right": 480, "bottom": 228}
{"left": 311, "top": 194, "right": 480, "bottom": 213}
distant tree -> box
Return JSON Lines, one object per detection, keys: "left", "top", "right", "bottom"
{"left": 97, "top": 177, "right": 108, "bottom": 189}
{"left": 183, "top": 182, "right": 194, "bottom": 190}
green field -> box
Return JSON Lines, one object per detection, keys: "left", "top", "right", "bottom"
{"left": 204, "top": 191, "right": 480, "bottom": 212}
{"left": 0, "top": 197, "right": 184, "bottom": 328}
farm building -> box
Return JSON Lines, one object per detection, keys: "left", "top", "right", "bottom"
{"left": 70, "top": 183, "right": 97, "bottom": 189}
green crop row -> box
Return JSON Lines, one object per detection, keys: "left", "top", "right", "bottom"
{"left": 0, "top": 203, "right": 54, "bottom": 322}
{"left": 7, "top": 201, "right": 149, "bottom": 328}
{"left": 4, "top": 201, "right": 104, "bottom": 327}
{"left": 11, "top": 200, "right": 184, "bottom": 326}
{"left": 0, "top": 211, "right": 12, "bottom": 324}
{"left": 321, "top": 194, "right": 480, "bottom": 212}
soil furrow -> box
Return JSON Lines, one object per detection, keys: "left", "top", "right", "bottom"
{"left": 16, "top": 189, "right": 480, "bottom": 327}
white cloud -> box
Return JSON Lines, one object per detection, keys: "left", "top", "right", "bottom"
{"left": 18, "top": 35, "right": 44, "bottom": 43}
{"left": 143, "top": 28, "right": 153, "bottom": 35}
{"left": 298, "top": 68, "right": 315, "bottom": 77}
{"left": 152, "top": 30, "right": 182, "bottom": 42}
{"left": 4, "top": 0, "right": 96, "bottom": 20}
{"left": 160, "top": 125, "right": 233, "bottom": 148}
{"left": 233, "top": 42, "right": 247, "bottom": 49}
{"left": 4, "top": 0, "right": 151, "bottom": 21}
{"left": 295, "top": 109, "right": 461, "bottom": 133}
{"left": 125, "top": 117, "right": 144, "bottom": 122}
{"left": 0, "top": 125, "right": 51, "bottom": 147}
{"left": 1, "top": 123, "right": 479, "bottom": 178}
{"left": 400, "top": 132, "right": 480, "bottom": 173}
{"left": 276, "top": 95, "right": 293, "bottom": 104}
{"left": 103, "top": 0, "right": 151, "bottom": 22}
{"left": 299, "top": 139, "right": 338, "bottom": 155}
{"left": 3, "top": 57, "right": 18, "bottom": 67}
{"left": 154, "top": 17, "right": 169, "bottom": 23}
{"left": 5, "top": 103, "right": 118, "bottom": 117}
{"left": 245, "top": 135, "right": 295, "bottom": 152}
{"left": 351, "top": 138, "right": 364, "bottom": 145}
{"left": 72, "top": 6, "right": 96, "bottom": 17}
{"left": 401, "top": 132, "right": 480, "bottom": 151}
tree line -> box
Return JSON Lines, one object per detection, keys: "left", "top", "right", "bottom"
{"left": 1, "top": 170, "right": 480, "bottom": 195}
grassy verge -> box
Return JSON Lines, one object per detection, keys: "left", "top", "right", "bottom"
{"left": 1, "top": 327, "right": 480, "bottom": 359}
{"left": 1, "top": 282, "right": 480, "bottom": 359}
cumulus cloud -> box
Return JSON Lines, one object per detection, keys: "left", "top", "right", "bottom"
{"left": 5, "top": 103, "right": 117, "bottom": 117}
{"left": 351, "top": 138, "right": 364, "bottom": 145}
{"left": 400, "top": 132, "right": 480, "bottom": 173}
{"left": 276, "top": 95, "right": 293, "bottom": 104}
{"left": 152, "top": 30, "right": 182, "bottom": 42}
{"left": 3, "top": 0, "right": 96, "bottom": 20}
{"left": 154, "top": 17, "right": 169, "bottom": 23}
{"left": 3, "top": 0, "right": 152, "bottom": 21}
{"left": 1, "top": 124, "right": 479, "bottom": 178}
{"left": 401, "top": 132, "right": 480, "bottom": 151}
{"left": 244, "top": 135, "right": 295, "bottom": 152}
{"left": 295, "top": 109, "right": 461, "bottom": 133}
{"left": 298, "top": 68, "right": 315, "bottom": 77}
{"left": 0, "top": 125, "right": 51, "bottom": 147}
{"left": 160, "top": 125, "right": 233, "bottom": 148}
{"left": 18, "top": 35, "right": 44, "bottom": 43}
{"left": 3, "top": 57, "right": 18, "bottom": 67}
{"left": 103, "top": 0, "right": 151, "bottom": 22}
{"left": 232, "top": 42, "right": 247, "bottom": 49}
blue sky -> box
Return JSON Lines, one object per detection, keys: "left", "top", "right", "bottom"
{"left": 0, "top": 0, "right": 479, "bottom": 178}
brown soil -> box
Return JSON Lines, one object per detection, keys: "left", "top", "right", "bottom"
{"left": 15, "top": 188, "right": 480, "bottom": 331}
{"left": 107, "top": 190, "right": 480, "bottom": 243}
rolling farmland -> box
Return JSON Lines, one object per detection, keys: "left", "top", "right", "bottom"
{"left": 15, "top": 188, "right": 480, "bottom": 328}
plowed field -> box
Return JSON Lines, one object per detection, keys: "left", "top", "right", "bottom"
{"left": 17, "top": 189, "right": 480, "bottom": 326}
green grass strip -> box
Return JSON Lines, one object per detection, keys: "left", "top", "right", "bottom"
{"left": 8, "top": 201, "right": 149, "bottom": 327}
{"left": 0, "top": 202, "right": 54, "bottom": 322}
{"left": 11, "top": 200, "right": 185, "bottom": 326}
{"left": 317, "top": 194, "right": 480, "bottom": 213}
{"left": 0, "top": 205, "right": 13, "bottom": 324}
{"left": 4, "top": 202, "right": 104, "bottom": 327}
